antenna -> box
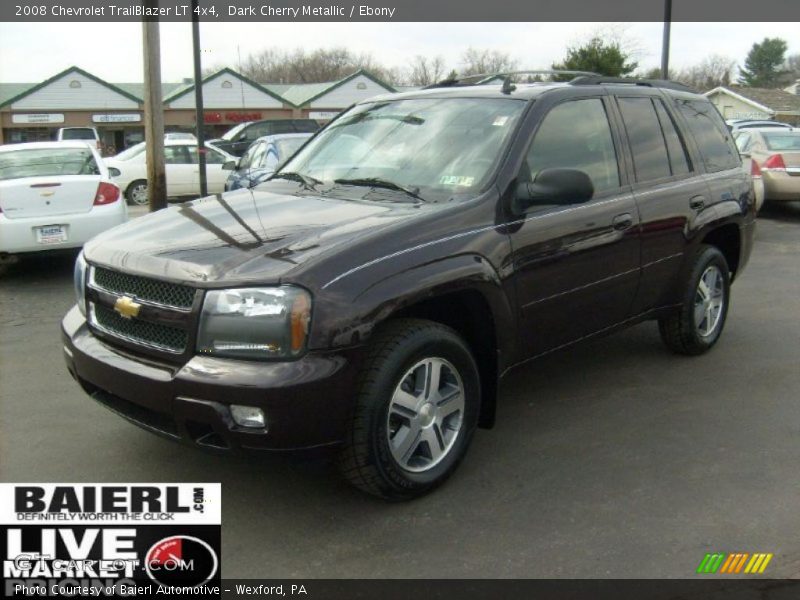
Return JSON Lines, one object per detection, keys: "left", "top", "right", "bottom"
{"left": 237, "top": 45, "right": 246, "bottom": 109}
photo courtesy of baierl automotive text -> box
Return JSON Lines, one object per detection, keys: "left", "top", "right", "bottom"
{"left": 1, "top": 0, "right": 800, "bottom": 596}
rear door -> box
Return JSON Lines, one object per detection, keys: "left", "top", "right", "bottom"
{"left": 0, "top": 146, "right": 102, "bottom": 219}
{"left": 611, "top": 92, "right": 709, "bottom": 313}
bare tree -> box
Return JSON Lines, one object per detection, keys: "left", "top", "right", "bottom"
{"left": 236, "top": 47, "right": 401, "bottom": 84}
{"left": 460, "top": 48, "right": 518, "bottom": 77}
{"left": 407, "top": 55, "right": 448, "bottom": 86}
{"left": 674, "top": 55, "right": 737, "bottom": 91}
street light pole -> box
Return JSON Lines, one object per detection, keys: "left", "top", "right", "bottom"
{"left": 142, "top": 5, "right": 167, "bottom": 211}
{"left": 191, "top": 0, "right": 208, "bottom": 197}
{"left": 661, "top": 0, "right": 672, "bottom": 79}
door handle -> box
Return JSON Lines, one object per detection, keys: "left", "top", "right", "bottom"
{"left": 689, "top": 195, "right": 706, "bottom": 210}
{"left": 612, "top": 213, "right": 633, "bottom": 231}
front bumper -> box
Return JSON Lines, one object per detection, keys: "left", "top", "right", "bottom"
{"left": 61, "top": 306, "right": 361, "bottom": 452}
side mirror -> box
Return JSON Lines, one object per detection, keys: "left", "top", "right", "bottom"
{"left": 222, "top": 160, "right": 238, "bottom": 171}
{"left": 515, "top": 168, "right": 594, "bottom": 212}
{"left": 108, "top": 167, "right": 121, "bottom": 177}
{"left": 739, "top": 151, "right": 751, "bottom": 159}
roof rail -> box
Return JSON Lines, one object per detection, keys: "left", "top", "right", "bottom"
{"left": 569, "top": 76, "right": 697, "bottom": 93}
{"left": 423, "top": 69, "right": 600, "bottom": 89}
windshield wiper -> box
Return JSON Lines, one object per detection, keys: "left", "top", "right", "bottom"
{"left": 270, "top": 171, "right": 322, "bottom": 188}
{"left": 334, "top": 177, "right": 425, "bottom": 202}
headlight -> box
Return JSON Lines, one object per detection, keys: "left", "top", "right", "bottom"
{"left": 197, "top": 287, "right": 311, "bottom": 359}
{"left": 73, "top": 251, "right": 88, "bottom": 317}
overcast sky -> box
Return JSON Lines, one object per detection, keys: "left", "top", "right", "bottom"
{"left": 0, "top": 22, "right": 798, "bottom": 83}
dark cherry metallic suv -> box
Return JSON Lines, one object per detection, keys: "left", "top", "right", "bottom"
{"left": 63, "top": 76, "right": 756, "bottom": 500}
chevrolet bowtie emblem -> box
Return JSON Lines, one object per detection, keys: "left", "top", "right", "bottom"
{"left": 114, "top": 296, "right": 141, "bottom": 319}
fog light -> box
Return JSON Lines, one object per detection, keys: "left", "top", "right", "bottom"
{"left": 230, "top": 405, "right": 266, "bottom": 429}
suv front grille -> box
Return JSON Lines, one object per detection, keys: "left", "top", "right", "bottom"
{"left": 93, "top": 267, "right": 196, "bottom": 309}
{"left": 93, "top": 304, "right": 188, "bottom": 353}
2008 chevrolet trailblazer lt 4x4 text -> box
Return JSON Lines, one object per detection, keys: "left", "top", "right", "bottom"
{"left": 63, "top": 75, "right": 756, "bottom": 500}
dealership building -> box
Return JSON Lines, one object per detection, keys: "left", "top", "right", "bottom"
{"left": 0, "top": 65, "right": 398, "bottom": 151}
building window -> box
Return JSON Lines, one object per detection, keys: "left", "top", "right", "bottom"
{"left": 221, "top": 80, "right": 233, "bottom": 88}
{"left": 69, "top": 80, "right": 82, "bottom": 88}
{"left": 356, "top": 82, "right": 367, "bottom": 90}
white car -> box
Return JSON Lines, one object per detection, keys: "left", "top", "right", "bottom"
{"left": 57, "top": 127, "right": 102, "bottom": 152}
{"left": 0, "top": 142, "right": 126, "bottom": 255}
{"left": 104, "top": 140, "right": 235, "bottom": 205}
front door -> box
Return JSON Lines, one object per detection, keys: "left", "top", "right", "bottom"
{"left": 506, "top": 95, "right": 641, "bottom": 358}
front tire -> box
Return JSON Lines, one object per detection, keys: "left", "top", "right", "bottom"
{"left": 659, "top": 245, "right": 731, "bottom": 355}
{"left": 338, "top": 319, "right": 480, "bottom": 500}
{"left": 126, "top": 180, "right": 148, "bottom": 206}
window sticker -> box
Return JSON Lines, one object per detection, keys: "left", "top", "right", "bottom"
{"left": 492, "top": 116, "right": 510, "bottom": 127}
{"left": 440, "top": 175, "right": 476, "bottom": 186}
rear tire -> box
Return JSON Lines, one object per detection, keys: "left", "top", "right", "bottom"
{"left": 659, "top": 245, "right": 730, "bottom": 355}
{"left": 126, "top": 180, "right": 148, "bottom": 206}
{"left": 337, "top": 319, "right": 480, "bottom": 500}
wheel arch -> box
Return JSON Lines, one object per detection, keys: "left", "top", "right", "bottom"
{"left": 320, "top": 253, "right": 517, "bottom": 429}
{"left": 701, "top": 223, "right": 741, "bottom": 280}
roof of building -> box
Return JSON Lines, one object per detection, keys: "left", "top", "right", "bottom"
{"left": 706, "top": 86, "right": 800, "bottom": 114}
{"left": 0, "top": 66, "right": 398, "bottom": 111}
{"left": 265, "top": 70, "right": 397, "bottom": 107}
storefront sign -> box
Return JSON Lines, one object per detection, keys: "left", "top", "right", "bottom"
{"left": 203, "top": 111, "right": 262, "bottom": 123}
{"left": 92, "top": 113, "right": 141, "bottom": 123}
{"left": 11, "top": 113, "right": 64, "bottom": 124}
{"left": 309, "top": 111, "right": 339, "bottom": 120}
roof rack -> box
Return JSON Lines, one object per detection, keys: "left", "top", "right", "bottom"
{"left": 423, "top": 70, "right": 600, "bottom": 90}
{"left": 569, "top": 76, "right": 697, "bottom": 93}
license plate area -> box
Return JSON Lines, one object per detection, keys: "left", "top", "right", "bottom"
{"left": 36, "top": 224, "right": 67, "bottom": 244}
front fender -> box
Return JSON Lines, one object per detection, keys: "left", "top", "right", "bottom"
{"left": 309, "top": 253, "right": 516, "bottom": 366}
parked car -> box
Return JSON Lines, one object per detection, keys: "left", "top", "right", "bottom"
{"left": 209, "top": 119, "right": 320, "bottom": 157}
{"left": 57, "top": 127, "right": 102, "bottom": 151}
{"left": 64, "top": 77, "right": 756, "bottom": 500}
{"left": 726, "top": 119, "right": 793, "bottom": 133}
{"left": 224, "top": 133, "right": 313, "bottom": 191}
{"left": 734, "top": 131, "right": 765, "bottom": 211}
{"left": 104, "top": 140, "right": 236, "bottom": 205}
{"left": 0, "top": 142, "right": 126, "bottom": 257}
{"left": 734, "top": 128, "right": 800, "bottom": 202}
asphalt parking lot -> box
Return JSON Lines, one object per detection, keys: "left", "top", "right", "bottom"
{"left": 1, "top": 202, "right": 799, "bottom": 579}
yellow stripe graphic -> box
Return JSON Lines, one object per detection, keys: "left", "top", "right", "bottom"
{"left": 758, "top": 554, "right": 773, "bottom": 574}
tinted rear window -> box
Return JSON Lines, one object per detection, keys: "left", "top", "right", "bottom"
{"left": 618, "top": 97, "right": 671, "bottom": 182}
{"left": 675, "top": 99, "right": 739, "bottom": 172}
{"left": 763, "top": 132, "right": 800, "bottom": 151}
{"left": 0, "top": 148, "right": 100, "bottom": 181}
{"left": 61, "top": 129, "right": 96, "bottom": 141}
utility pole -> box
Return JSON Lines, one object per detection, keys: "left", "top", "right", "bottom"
{"left": 142, "top": 4, "right": 167, "bottom": 211}
{"left": 192, "top": 0, "right": 208, "bottom": 197}
{"left": 661, "top": 0, "right": 672, "bottom": 80}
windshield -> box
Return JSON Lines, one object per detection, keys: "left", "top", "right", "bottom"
{"left": 221, "top": 122, "right": 250, "bottom": 141}
{"left": 0, "top": 148, "right": 100, "bottom": 181}
{"left": 279, "top": 97, "right": 526, "bottom": 201}
{"left": 113, "top": 142, "right": 146, "bottom": 161}
{"left": 61, "top": 128, "right": 96, "bottom": 140}
{"left": 763, "top": 132, "right": 800, "bottom": 151}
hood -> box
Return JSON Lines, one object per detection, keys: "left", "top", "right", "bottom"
{"left": 83, "top": 186, "right": 423, "bottom": 286}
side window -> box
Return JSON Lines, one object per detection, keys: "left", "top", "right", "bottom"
{"left": 525, "top": 98, "right": 620, "bottom": 195}
{"left": 675, "top": 99, "right": 739, "bottom": 172}
{"left": 239, "top": 142, "right": 260, "bottom": 170}
{"left": 164, "top": 146, "right": 190, "bottom": 164}
{"left": 250, "top": 143, "right": 268, "bottom": 168}
{"left": 617, "top": 97, "right": 671, "bottom": 182}
{"left": 734, "top": 132, "right": 752, "bottom": 153}
{"left": 653, "top": 99, "right": 691, "bottom": 175}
